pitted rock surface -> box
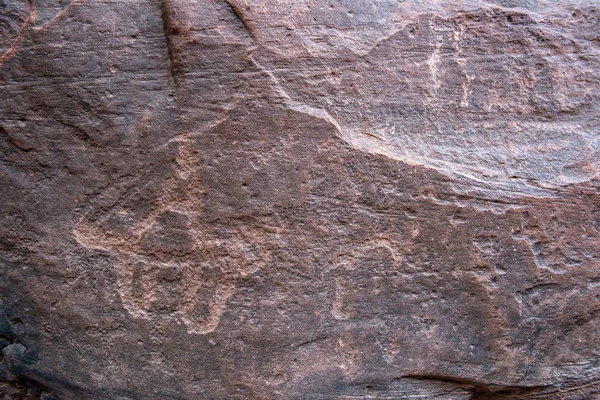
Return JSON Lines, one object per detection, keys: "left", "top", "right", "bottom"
{"left": 2, "top": 1, "right": 600, "bottom": 399}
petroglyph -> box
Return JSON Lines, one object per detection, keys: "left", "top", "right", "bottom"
{"left": 75, "top": 135, "right": 269, "bottom": 334}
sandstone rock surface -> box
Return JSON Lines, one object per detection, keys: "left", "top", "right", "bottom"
{"left": 2, "top": 0, "right": 600, "bottom": 399}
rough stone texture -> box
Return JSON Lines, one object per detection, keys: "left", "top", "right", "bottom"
{"left": 1, "top": 0, "right": 600, "bottom": 399}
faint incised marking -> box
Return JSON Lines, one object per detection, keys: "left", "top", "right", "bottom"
{"left": 2, "top": 0, "right": 82, "bottom": 67}
{"left": 32, "top": 0, "right": 79, "bottom": 32}
{"left": 0, "top": 0, "right": 37, "bottom": 67}
{"left": 0, "top": 125, "right": 34, "bottom": 152}
{"left": 74, "top": 134, "right": 268, "bottom": 334}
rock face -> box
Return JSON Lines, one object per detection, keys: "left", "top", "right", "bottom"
{"left": 1, "top": 0, "right": 600, "bottom": 398}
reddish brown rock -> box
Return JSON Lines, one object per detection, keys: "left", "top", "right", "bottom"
{"left": 1, "top": 0, "right": 600, "bottom": 399}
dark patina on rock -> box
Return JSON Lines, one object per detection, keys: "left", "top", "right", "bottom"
{"left": 1, "top": 0, "right": 600, "bottom": 399}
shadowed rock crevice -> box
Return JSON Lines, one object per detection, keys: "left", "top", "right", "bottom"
{"left": 402, "top": 374, "right": 552, "bottom": 399}
{"left": 224, "top": 0, "right": 257, "bottom": 39}
{"left": 158, "top": 0, "right": 183, "bottom": 87}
